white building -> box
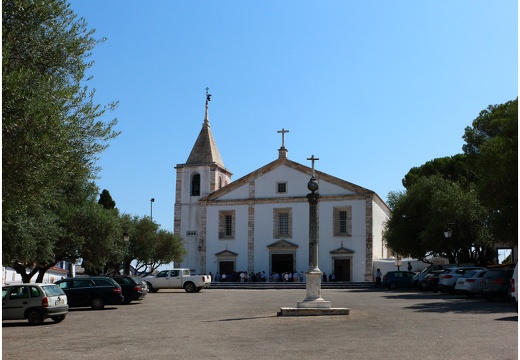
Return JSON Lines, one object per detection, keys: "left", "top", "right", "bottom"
{"left": 175, "top": 95, "right": 390, "bottom": 281}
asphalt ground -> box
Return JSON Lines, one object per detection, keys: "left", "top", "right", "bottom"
{"left": 2, "top": 288, "right": 517, "bottom": 360}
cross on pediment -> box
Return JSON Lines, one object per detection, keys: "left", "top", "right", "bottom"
{"left": 277, "top": 128, "right": 289, "bottom": 148}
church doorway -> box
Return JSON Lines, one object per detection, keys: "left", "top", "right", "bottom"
{"left": 219, "top": 261, "right": 234, "bottom": 277}
{"left": 271, "top": 254, "right": 294, "bottom": 275}
{"left": 334, "top": 259, "right": 351, "bottom": 281}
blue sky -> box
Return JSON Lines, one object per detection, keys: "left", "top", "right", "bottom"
{"left": 69, "top": 1, "right": 518, "bottom": 232}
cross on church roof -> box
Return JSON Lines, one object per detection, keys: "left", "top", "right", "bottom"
{"left": 307, "top": 154, "right": 319, "bottom": 178}
{"left": 277, "top": 128, "right": 289, "bottom": 149}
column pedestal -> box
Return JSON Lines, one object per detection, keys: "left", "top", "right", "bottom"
{"left": 297, "top": 269, "right": 331, "bottom": 308}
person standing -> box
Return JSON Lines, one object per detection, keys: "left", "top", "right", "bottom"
{"left": 407, "top": 262, "right": 413, "bottom": 271}
{"left": 375, "top": 268, "right": 382, "bottom": 288}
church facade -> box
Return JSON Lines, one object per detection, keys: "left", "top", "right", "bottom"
{"left": 174, "top": 95, "right": 391, "bottom": 281}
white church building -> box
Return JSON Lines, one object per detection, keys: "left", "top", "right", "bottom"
{"left": 175, "top": 94, "right": 391, "bottom": 282}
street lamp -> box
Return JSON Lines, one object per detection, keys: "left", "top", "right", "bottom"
{"left": 150, "top": 198, "right": 155, "bottom": 221}
{"left": 394, "top": 255, "right": 402, "bottom": 272}
{"left": 443, "top": 221, "right": 459, "bottom": 266}
{"left": 123, "top": 231, "right": 130, "bottom": 275}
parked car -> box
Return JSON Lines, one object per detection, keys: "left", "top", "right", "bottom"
{"left": 454, "top": 269, "right": 488, "bottom": 297}
{"left": 142, "top": 268, "right": 212, "bottom": 293}
{"left": 480, "top": 267, "right": 515, "bottom": 301}
{"left": 418, "top": 270, "right": 444, "bottom": 292}
{"left": 438, "top": 267, "right": 483, "bottom": 294}
{"left": 55, "top": 276, "right": 124, "bottom": 310}
{"left": 510, "top": 263, "right": 518, "bottom": 311}
{"left": 2, "top": 283, "right": 68, "bottom": 325}
{"left": 382, "top": 271, "right": 416, "bottom": 289}
{"left": 112, "top": 275, "right": 147, "bottom": 304}
{"left": 411, "top": 264, "right": 453, "bottom": 288}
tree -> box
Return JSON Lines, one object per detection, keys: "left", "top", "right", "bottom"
{"left": 2, "top": 0, "right": 119, "bottom": 282}
{"left": 402, "top": 154, "right": 476, "bottom": 190}
{"left": 98, "top": 189, "right": 116, "bottom": 210}
{"left": 463, "top": 98, "right": 518, "bottom": 245}
{"left": 120, "top": 215, "right": 186, "bottom": 275}
{"left": 384, "top": 176, "right": 493, "bottom": 266}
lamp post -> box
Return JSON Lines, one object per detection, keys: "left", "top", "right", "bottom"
{"left": 443, "top": 221, "right": 459, "bottom": 266}
{"left": 150, "top": 198, "right": 155, "bottom": 221}
{"left": 123, "top": 231, "right": 130, "bottom": 275}
{"left": 394, "top": 255, "right": 402, "bottom": 272}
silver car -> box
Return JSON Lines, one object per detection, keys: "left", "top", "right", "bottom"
{"left": 454, "top": 269, "right": 488, "bottom": 297}
{"left": 2, "top": 283, "right": 68, "bottom": 325}
{"left": 438, "top": 267, "right": 484, "bottom": 293}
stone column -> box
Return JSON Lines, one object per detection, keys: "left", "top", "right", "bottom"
{"left": 297, "top": 176, "right": 330, "bottom": 309}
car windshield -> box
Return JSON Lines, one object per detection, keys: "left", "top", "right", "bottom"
{"left": 43, "top": 285, "right": 66, "bottom": 297}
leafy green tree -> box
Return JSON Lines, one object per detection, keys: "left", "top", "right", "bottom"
{"left": 119, "top": 215, "right": 186, "bottom": 275}
{"left": 2, "top": 0, "right": 119, "bottom": 282}
{"left": 98, "top": 189, "right": 116, "bottom": 210}
{"left": 402, "top": 154, "right": 476, "bottom": 190}
{"left": 384, "top": 176, "right": 493, "bottom": 266}
{"left": 463, "top": 98, "right": 518, "bottom": 245}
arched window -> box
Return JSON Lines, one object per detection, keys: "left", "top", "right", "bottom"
{"left": 191, "top": 173, "right": 200, "bottom": 196}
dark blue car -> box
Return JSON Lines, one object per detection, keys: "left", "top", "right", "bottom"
{"left": 382, "top": 271, "right": 416, "bottom": 289}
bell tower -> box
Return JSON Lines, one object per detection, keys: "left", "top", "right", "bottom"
{"left": 174, "top": 89, "right": 232, "bottom": 273}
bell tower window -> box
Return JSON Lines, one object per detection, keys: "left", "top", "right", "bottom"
{"left": 191, "top": 173, "right": 201, "bottom": 196}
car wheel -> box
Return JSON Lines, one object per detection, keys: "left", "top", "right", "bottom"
{"left": 194, "top": 287, "right": 202, "bottom": 293}
{"left": 27, "top": 310, "right": 44, "bottom": 325}
{"left": 184, "top": 282, "right": 196, "bottom": 293}
{"left": 51, "top": 315, "right": 66, "bottom": 323}
{"left": 91, "top": 297, "right": 105, "bottom": 310}
{"left": 147, "top": 282, "right": 158, "bottom": 293}
{"left": 388, "top": 282, "right": 397, "bottom": 290}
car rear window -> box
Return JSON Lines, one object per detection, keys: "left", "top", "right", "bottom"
{"left": 42, "top": 285, "right": 66, "bottom": 297}
{"left": 462, "top": 270, "right": 478, "bottom": 278}
{"left": 94, "top": 279, "right": 117, "bottom": 287}
{"left": 119, "top": 277, "right": 133, "bottom": 285}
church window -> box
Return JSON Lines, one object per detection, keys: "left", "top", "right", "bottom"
{"left": 277, "top": 182, "right": 287, "bottom": 193}
{"left": 273, "top": 208, "right": 292, "bottom": 238}
{"left": 333, "top": 206, "right": 352, "bottom": 237}
{"left": 191, "top": 173, "right": 201, "bottom": 196}
{"left": 225, "top": 215, "right": 232, "bottom": 236}
{"left": 219, "top": 210, "right": 235, "bottom": 239}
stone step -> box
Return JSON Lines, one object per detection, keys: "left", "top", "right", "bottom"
{"left": 208, "top": 282, "right": 374, "bottom": 290}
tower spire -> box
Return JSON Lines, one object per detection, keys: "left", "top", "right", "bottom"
{"left": 185, "top": 88, "right": 224, "bottom": 167}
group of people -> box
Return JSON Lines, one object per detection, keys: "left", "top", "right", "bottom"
{"left": 270, "top": 271, "right": 304, "bottom": 282}
{"left": 211, "top": 270, "right": 340, "bottom": 283}
{"left": 211, "top": 271, "right": 268, "bottom": 283}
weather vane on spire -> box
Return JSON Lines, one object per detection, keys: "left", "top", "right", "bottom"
{"left": 205, "top": 87, "right": 211, "bottom": 106}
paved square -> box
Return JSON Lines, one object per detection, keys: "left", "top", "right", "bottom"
{"left": 3, "top": 288, "right": 517, "bottom": 359}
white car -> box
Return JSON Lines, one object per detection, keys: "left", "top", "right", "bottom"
{"left": 2, "top": 283, "right": 68, "bottom": 325}
{"left": 438, "top": 267, "right": 483, "bottom": 293}
{"left": 454, "top": 269, "right": 488, "bottom": 297}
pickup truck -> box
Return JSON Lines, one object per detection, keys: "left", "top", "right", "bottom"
{"left": 142, "top": 269, "right": 211, "bottom": 293}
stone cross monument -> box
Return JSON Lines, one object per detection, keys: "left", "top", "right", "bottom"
{"left": 297, "top": 155, "right": 331, "bottom": 309}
